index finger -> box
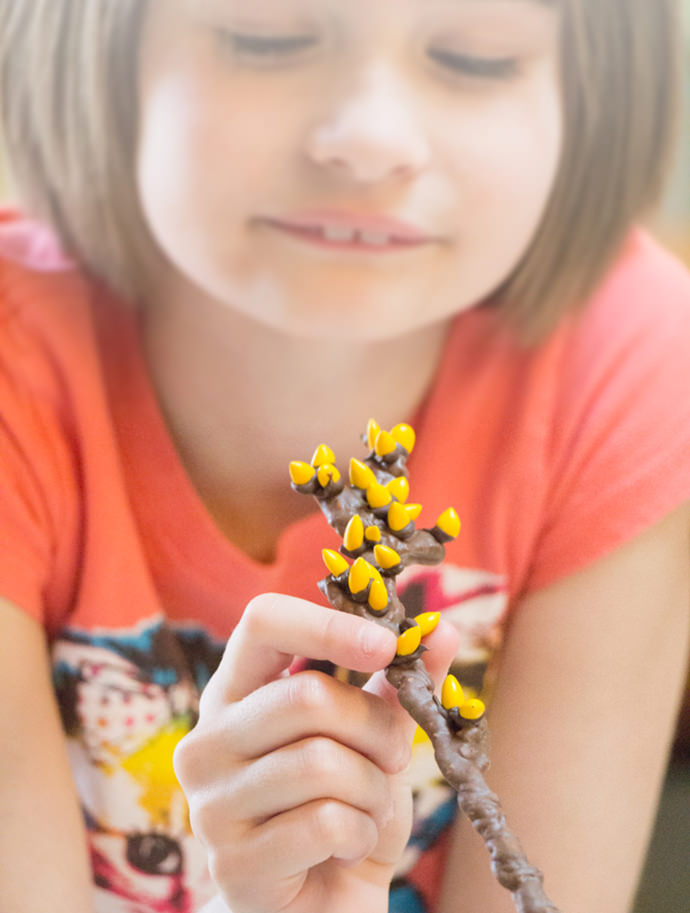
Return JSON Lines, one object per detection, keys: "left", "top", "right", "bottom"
{"left": 206, "top": 593, "right": 397, "bottom": 706}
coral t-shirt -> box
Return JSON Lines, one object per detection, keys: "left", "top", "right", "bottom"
{"left": 1, "top": 209, "right": 690, "bottom": 913}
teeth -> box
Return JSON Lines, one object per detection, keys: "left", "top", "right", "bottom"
{"left": 359, "top": 231, "right": 391, "bottom": 246}
{"left": 322, "top": 225, "right": 357, "bottom": 242}
{"left": 319, "top": 225, "right": 393, "bottom": 246}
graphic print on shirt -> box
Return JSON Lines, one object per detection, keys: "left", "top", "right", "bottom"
{"left": 51, "top": 565, "right": 506, "bottom": 913}
{"left": 52, "top": 616, "right": 225, "bottom": 913}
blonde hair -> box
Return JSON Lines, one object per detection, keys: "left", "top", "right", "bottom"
{"left": 0, "top": 0, "right": 682, "bottom": 339}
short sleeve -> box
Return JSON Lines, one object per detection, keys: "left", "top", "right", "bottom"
{"left": 525, "top": 233, "right": 690, "bottom": 592}
{"left": 0, "top": 300, "right": 78, "bottom": 624}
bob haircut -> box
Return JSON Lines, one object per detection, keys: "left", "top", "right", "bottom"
{"left": 0, "top": 0, "right": 682, "bottom": 341}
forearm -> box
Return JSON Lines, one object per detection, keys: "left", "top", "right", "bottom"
{"left": 0, "top": 599, "right": 93, "bottom": 913}
{"left": 439, "top": 504, "right": 690, "bottom": 913}
{"left": 0, "top": 760, "right": 93, "bottom": 913}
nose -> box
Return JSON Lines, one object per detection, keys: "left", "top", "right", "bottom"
{"left": 305, "top": 63, "right": 430, "bottom": 185}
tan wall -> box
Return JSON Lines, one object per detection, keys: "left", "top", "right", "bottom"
{"left": 0, "top": 130, "right": 13, "bottom": 202}
{"left": 653, "top": 0, "right": 690, "bottom": 261}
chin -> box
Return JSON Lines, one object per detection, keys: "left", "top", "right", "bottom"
{"left": 262, "top": 289, "right": 449, "bottom": 342}
{"left": 269, "top": 310, "right": 431, "bottom": 343}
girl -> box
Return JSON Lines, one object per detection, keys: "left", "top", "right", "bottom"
{"left": 0, "top": 1, "right": 689, "bottom": 911}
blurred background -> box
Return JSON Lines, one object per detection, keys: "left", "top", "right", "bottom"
{"left": 0, "top": 5, "right": 689, "bottom": 913}
{"left": 651, "top": 0, "right": 690, "bottom": 264}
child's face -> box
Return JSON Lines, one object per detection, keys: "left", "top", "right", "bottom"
{"left": 137, "top": 0, "right": 562, "bottom": 340}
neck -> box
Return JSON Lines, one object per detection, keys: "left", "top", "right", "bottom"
{"left": 139, "top": 283, "right": 450, "bottom": 559}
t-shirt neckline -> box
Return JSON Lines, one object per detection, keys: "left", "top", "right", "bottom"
{"left": 92, "top": 291, "right": 328, "bottom": 593}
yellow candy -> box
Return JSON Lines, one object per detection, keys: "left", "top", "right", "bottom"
{"left": 414, "top": 611, "right": 441, "bottom": 637}
{"left": 367, "top": 563, "right": 384, "bottom": 586}
{"left": 343, "top": 515, "right": 364, "bottom": 552}
{"left": 387, "top": 501, "right": 422, "bottom": 532}
{"left": 413, "top": 725, "right": 430, "bottom": 746}
{"left": 366, "top": 483, "right": 392, "bottom": 509}
{"left": 368, "top": 579, "right": 389, "bottom": 612}
{"left": 435, "top": 507, "right": 461, "bottom": 540}
{"left": 349, "top": 458, "right": 377, "bottom": 490}
{"left": 373, "top": 544, "right": 402, "bottom": 570}
{"left": 348, "top": 557, "right": 371, "bottom": 594}
{"left": 311, "top": 444, "right": 335, "bottom": 467}
{"left": 387, "top": 476, "right": 410, "bottom": 502}
{"left": 374, "top": 430, "right": 397, "bottom": 457}
{"left": 441, "top": 675, "right": 465, "bottom": 711}
{"left": 459, "top": 699, "right": 486, "bottom": 721}
{"left": 317, "top": 464, "right": 341, "bottom": 488}
{"left": 289, "top": 461, "right": 316, "bottom": 486}
{"left": 365, "top": 525, "right": 381, "bottom": 543}
{"left": 396, "top": 624, "right": 422, "bottom": 657}
{"left": 322, "top": 549, "right": 349, "bottom": 577}
{"left": 391, "top": 423, "right": 416, "bottom": 455}
{"left": 366, "top": 418, "right": 381, "bottom": 451}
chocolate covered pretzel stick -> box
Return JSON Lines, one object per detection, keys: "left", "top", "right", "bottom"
{"left": 290, "top": 420, "right": 561, "bottom": 913}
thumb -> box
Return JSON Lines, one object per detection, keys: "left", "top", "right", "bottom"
{"left": 363, "top": 619, "right": 460, "bottom": 740}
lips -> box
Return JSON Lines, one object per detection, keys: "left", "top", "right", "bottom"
{"left": 261, "top": 212, "right": 434, "bottom": 251}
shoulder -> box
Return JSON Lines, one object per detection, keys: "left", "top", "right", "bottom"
{"left": 521, "top": 230, "right": 690, "bottom": 590}
{"left": 0, "top": 209, "right": 107, "bottom": 515}
{"left": 563, "top": 228, "right": 690, "bottom": 368}
{"left": 425, "top": 230, "right": 690, "bottom": 595}
{"left": 0, "top": 212, "right": 111, "bottom": 624}
{"left": 597, "top": 227, "right": 690, "bottom": 301}
{"left": 0, "top": 207, "right": 78, "bottom": 274}
{"left": 0, "top": 208, "right": 105, "bottom": 400}
{"left": 550, "top": 229, "right": 690, "bottom": 431}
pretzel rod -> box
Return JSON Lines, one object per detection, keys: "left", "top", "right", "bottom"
{"left": 290, "top": 420, "right": 561, "bottom": 913}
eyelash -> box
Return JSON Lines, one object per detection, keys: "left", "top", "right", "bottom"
{"left": 428, "top": 48, "right": 519, "bottom": 81}
{"left": 218, "top": 32, "right": 520, "bottom": 81}
{"left": 218, "top": 32, "right": 318, "bottom": 58}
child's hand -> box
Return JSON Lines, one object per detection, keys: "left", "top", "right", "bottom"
{"left": 173, "top": 594, "right": 458, "bottom": 913}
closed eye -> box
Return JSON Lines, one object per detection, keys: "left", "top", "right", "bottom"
{"left": 428, "top": 48, "right": 520, "bottom": 80}
{"left": 218, "top": 31, "right": 318, "bottom": 59}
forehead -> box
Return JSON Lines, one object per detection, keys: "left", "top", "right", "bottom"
{"left": 181, "top": 0, "right": 561, "bottom": 51}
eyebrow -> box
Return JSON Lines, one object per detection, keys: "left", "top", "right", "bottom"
{"left": 196, "top": 0, "right": 557, "bottom": 16}
{"left": 456, "top": 0, "right": 555, "bottom": 4}
{"left": 207, "top": 0, "right": 556, "bottom": 6}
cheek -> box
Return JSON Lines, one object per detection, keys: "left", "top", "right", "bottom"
{"left": 137, "top": 83, "right": 206, "bottom": 227}
{"left": 452, "top": 75, "right": 562, "bottom": 225}
{"left": 137, "top": 86, "right": 254, "bottom": 284}
{"left": 137, "top": 79, "right": 296, "bottom": 233}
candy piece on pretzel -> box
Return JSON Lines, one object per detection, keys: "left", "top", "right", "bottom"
{"left": 290, "top": 420, "right": 562, "bottom": 913}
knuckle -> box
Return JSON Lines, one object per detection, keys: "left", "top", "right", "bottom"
{"left": 299, "top": 736, "right": 340, "bottom": 780}
{"left": 376, "top": 708, "right": 411, "bottom": 772}
{"left": 172, "top": 730, "right": 198, "bottom": 787}
{"left": 187, "top": 787, "right": 240, "bottom": 845}
{"left": 240, "top": 595, "right": 269, "bottom": 639}
{"left": 242, "top": 593, "right": 281, "bottom": 638}
{"left": 311, "top": 799, "right": 349, "bottom": 845}
{"left": 173, "top": 721, "right": 239, "bottom": 791}
{"left": 196, "top": 689, "right": 211, "bottom": 719}
{"left": 197, "top": 655, "right": 235, "bottom": 718}
{"left": 285, "top": 669, "right": 333, "bottom": 715}
{"left": 187, "top": 795, "right": 216, "bottom": 842}
{"left": 391, "top": 727, "right": 413, "bottom": 772}
{"left": 312, "top": 800, "right": 377, "bottom": 859}
{"left": 208, "top": 844, "right": 263, "bottom": 913}
{"left": 321, "top": 608, "right": 351, "bottom": 654}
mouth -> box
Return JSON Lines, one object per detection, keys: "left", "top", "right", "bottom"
{"left": 260, "top": 217, "right": 435, "bottom": 253}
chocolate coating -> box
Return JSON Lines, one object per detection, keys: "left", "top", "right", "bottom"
{"left": 294, "top": 434, "right": 561, "bottom": 913}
